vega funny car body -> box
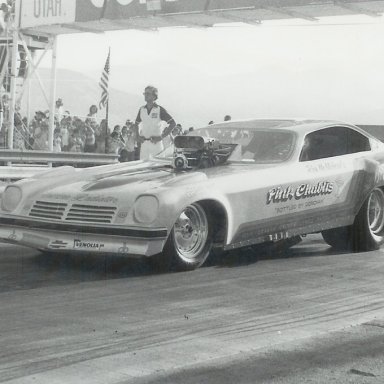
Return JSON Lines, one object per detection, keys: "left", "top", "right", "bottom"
{"left": 1, "top": 119, "right": 384, "bottom": 270}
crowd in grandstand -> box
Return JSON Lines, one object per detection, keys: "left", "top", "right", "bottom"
{"left": 6, "top": 104, "right": 137, "bottom": 159}
{"left": 0, "top": 93, "right": 231, "bottom": 162}
{"left": 0, "top": 99, "right": 187, "bottom": 162}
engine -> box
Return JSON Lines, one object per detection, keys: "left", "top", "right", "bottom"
{"left": 172, "top": 135, "right": 234, "bottom": 170}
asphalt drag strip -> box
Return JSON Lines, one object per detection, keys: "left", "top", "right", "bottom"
{"left": 134, "top": 321, "right": 384, "bottom": 384}
{"left": 0, "top": 235, "right": 384, "bottom": 383}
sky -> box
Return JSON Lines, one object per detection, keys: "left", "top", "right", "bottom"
{"left": 38, "top": 14, "right": 384, "bottom": 127}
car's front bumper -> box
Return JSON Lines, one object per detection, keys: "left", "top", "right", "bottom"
{"left": 0, "top": 216, "right": 168, "bottom": 257}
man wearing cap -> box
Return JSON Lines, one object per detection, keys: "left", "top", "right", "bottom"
{"left": 134, "top": 85, "right": 176, "bottom": 160}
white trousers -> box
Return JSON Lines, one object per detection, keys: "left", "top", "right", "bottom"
{"left": 140, "top": 140, "right": 164, "bottom": 160}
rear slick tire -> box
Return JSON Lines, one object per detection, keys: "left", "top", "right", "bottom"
{"left": 322, "top": 187, "right": 384, "bottom": 251}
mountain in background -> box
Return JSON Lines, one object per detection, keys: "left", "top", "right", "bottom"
{"left": 20, "top": 65, "right": 384, "bottom": 130}
{"left": 99, "top": 62, "right": 384, "bottom": 127}
{"left": 20, "top": 68, "right": 142, "bottom": 126}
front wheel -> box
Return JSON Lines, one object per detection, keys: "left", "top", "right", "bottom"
{"left": 151, "top": 203, "right": 213, "bottom": 272}
{"left": 322, "top": 187, "right": 384, "bottom": 251}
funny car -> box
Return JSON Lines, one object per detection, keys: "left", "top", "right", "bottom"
{"left": 1, "top": 119, "right": 384, "bottom": 271}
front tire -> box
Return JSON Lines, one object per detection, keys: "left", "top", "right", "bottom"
{"left": 322, "top": 187, "right": 384, "bottom": 251}
{"left": 151, "top": 203, "right": 213, "bottom": 272}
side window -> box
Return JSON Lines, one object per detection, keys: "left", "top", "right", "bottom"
{"left": 300, "top": 127, "right": 371, "bottom": 162}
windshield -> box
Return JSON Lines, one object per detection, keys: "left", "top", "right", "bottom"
{"left": 155, "top": 127, "right": 295, "bottom": 163}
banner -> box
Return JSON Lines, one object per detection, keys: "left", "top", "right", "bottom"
{"left": 19, "top": 0, "right": 76, "bottom": 28}
{"left": 15, "top": 0, "right": 384, "bottom": 31}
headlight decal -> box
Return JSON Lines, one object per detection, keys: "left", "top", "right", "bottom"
{"left": 2, "top": 186, "right": 22, "bottom": 212}
{"left": 133, "top": 195, "right": 159, "bottom": 224}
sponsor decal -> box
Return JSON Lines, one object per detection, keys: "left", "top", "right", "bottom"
{"left": 274, "top": 199, "right": 325, "bottom": 215}
{"left": 237, "top": 210, "right": 349, "bottom": 241}
{"left": 267, "top": 181, "right": 333, "bottom": 204}
{"left": 8, "top": 230, "right": 17, "bottom": 241}
{"left": 117, "top": 211, "right": 128, "bottom": 219}
{"left": 49, "top": 240, "right": 68, "bottom": 249}
{"left": 118, "top": 242, "right": 130, "bottom": 254}
{"left": 305, "top": 159, "right": 345, "bottom": 173}
{"left": 42, "top": 193, "right": 118, "bottom": 204}
{"left": 73, "top": 239, "right": 105, "bottom": 250}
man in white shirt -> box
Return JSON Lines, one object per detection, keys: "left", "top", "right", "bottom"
{"left": 134, "top": 85, "right": 176, "bottom": 160}
{"left": 55, "top": 98, "right": 64, "bottom": 122}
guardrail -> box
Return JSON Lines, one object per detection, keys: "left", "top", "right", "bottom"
{"left": 0, "top": 150, "right": 120, "bottom": 181}
{"left": 0, "top": 149, "right": 119, "bottom": 165}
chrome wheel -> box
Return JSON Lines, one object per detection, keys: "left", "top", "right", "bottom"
{"left": 367, "top": 188, "right": 384, "bottom": 239}
{"left": 173, "top": 204, "right": 209, "bottom": 264}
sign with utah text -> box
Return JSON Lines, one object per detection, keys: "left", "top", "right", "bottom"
{"left": 19, "top": 0, "right": 76, "bottom": 28}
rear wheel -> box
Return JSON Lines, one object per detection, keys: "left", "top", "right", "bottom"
{"left": 322, "top": 187, "right": 384, "bottom": 251}
{"left": 321, "top": 226, "right": 352, "bottom": 250}
{"left": 150, "top": 203, "right": 213, "bottom": 272}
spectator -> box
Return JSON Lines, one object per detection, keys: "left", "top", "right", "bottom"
{"left": 0, "top": 2, "right": 11, "bottom": 35}
{"left": 1, "top": 94, "right": 8, "bottom": 128}
{"left": 224, "top": 115, "right": 231, "bottom": 121}
{"left": 84, "top": 124, "right": 96, "bottom": 152}
{"left": 60, "top": 120, "right": 70, "bottom": 151}
{"left": 87, "top": 104, "right": 98, "bottom": 123}
{"left": 95, "top": 119, "right": 108, "bottom": 153}
{"left": 208, "top": 120, "right": 214, "bottom": 125}
{"left": 55, "top": 98, "right": 64, "bottom": 121}
{"left": 120, "top": 125, "right": 136, "bottom": 161}
{"left": 69, "top": 128, "right": 84, "bottom": 152}
{"left": 33, "top": 121, "right": 48, "bottom": 150}
{"left": 108, "top": 130, "right": 124, "bottom": 154}
{"left": 53, "top": 128, "right": 62, "bottom": 152}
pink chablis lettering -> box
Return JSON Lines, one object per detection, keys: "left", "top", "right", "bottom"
{"left": 294, "top": 181, "right": 333, "bottom": 200}
{"left": 266, "top": 186, "right": 294, "bottom": 204}
{"left": 34, "top": 0, "right": 62, "bottom": 18}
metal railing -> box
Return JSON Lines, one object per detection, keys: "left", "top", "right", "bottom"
{"left": 0, "top": 149, "right": 119, "bottom": 165}
{"left": 0, "top": 149, "right": 120, "bottom": 180}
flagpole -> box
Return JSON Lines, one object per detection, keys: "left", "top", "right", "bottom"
{"left": 105, "top": 99, "right": 109, "bottom": 153}
{"left": 100, "top": 46, "right": 110, "bottom": 154}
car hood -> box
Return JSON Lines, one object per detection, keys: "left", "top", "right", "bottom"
{"left": 27, "top": 160, "right": 281, "bottom": 202}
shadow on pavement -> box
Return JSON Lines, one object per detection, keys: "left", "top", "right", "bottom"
{"left": 33, "top": 251, "right": 153, "bottom": 280}
{"left": 212, "top": 236, "right": 349, "bottom": 268}
{"left": 0, "top": 235, "right": 351, "bottom": 292}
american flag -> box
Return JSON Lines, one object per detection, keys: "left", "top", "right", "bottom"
{"left": 99, "top": 49, "right": 110, "bottom": 109}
